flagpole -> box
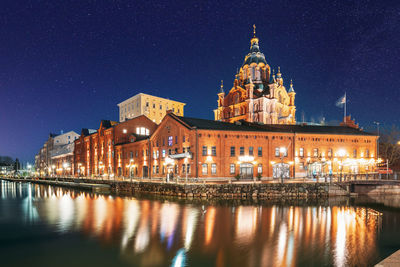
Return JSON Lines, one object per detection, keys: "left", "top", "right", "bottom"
{"left": 344, "top": 92, "right": 346, "bottom": 122}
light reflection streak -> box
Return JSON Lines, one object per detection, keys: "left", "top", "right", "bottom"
{"left": 183, "top": 207, "right": 199, "bottom": 250}
{"left": 1, "top": 180, "right": 386, "bottom": 267}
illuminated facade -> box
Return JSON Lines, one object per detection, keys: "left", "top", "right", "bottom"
{"left": 35, "top": 131, "right": 79, "bottom": 176}
{"left": 73, "top": 112, "right": 377, "bottom": 179}
{"left": 214, "top": 26, "right": 296, "bottom": 125}
{"left": 74, "top": 116, "right": 157, "bottom": 177}
{"left": 118, "top": 93, "right": 186, "bottom": 124}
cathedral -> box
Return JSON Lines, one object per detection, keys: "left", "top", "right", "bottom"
{"left": 214, "top": 26, "right": 296, "bottom": 125}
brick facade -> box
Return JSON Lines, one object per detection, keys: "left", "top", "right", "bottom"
{"left": 74, "top": 112, "right": 377, "bottom": 180}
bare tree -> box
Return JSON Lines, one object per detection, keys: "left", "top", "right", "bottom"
{"left": 379, "top": 125, "right": 400, "bottom": 166}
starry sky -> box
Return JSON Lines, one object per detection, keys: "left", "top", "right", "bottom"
{"left": 1, "top": 0, "right": 399, "bottom": 163}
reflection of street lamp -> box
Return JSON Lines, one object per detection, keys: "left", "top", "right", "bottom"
{"left": 337, "top": 149, "right": 346, "bottom": 182}
{"left": 279, "top": 147, "right": 286, "bottom": 184}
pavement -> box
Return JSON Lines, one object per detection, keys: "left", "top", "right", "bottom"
{"left": 375, "top": 250, "right": 400, "bottom": 267}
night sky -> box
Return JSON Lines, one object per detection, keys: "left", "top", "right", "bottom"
{"left": 1, "top": 0, "right": 399, "bottom": 163}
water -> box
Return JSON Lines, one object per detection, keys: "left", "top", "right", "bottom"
{"left": 1, "top": 180, "right": 400, "bottom": 267}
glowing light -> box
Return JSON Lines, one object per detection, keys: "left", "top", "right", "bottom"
{"left": 171, "top": 248, "right": 187, "bottom": 267}
{"left": 238, "top": 155, "right": 254, "bottom": 162}
{"left": 279, "top": 147, "right": 286, "bottom": 154}
{"left": 337, "top": 149, "right": 346, "bottom": 158}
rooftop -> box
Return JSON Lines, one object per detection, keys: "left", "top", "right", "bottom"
{"left": 173, "top": 115, "right": 376, "bottom": 136}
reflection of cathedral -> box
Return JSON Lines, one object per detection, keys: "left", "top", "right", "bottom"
{"left": 214, "top": 26, "right": 296, "bottom": 124}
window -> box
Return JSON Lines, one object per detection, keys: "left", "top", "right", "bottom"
{"left": 299, "top": 148, "right": 304, "bottom": 157}
{"left": 230, "top": 146, "right": 235, "bottom": 157}
{"left": 182, "top": 164, "right": 185, "bottom": 174}
{"left": 202, "top": 164, "right": 208, "bottom": 175}
{"left": 160, "top": 104, "right": 162, "bottom": 110}
{"left": 353, "top": 149, "right": 357, "bottom": 158}
{"left": 162, "top": 149, "right": 166, "bottom": 158}
{"left": 366, "top": 149, "right": 370, "bottom": 158}
{"left": 258, "top": 147, "right": 262, "bottom": 157}
{"left": 202, "top": 146, "right": 207, "bottom": 156}
{"left": 153, "top": 165, "right": 155, "bottom": 174}
{"left": 275, "top": 148, "right": 280, "bottom": 157}
{"left": 156, "top": 165, "right": 159, "bottom": 174}
{"left": 153, "top": 103, "right": 155, "bottom": 108}
{"left": 313, "top": 148, "right": 318, "bottom": 157}
{"left": 187, "top": 164, "right": 191, "bottom": 174}
{"left": 328, "top": 148, "right": 332, "bottom": 158}
{"left": 249, "top": 146, "right": 254, "bottom": 156}
{"left": 183, "top": 136, "right": 186, "bottom": 142}
{"left": 230, "top": 164, "right": 235, "bottom": 174}
{"left": 211, "top": 146, "right": 216, "bottom": 156}
{"left": 240, "top": 147, "right": 244, "bottom": 156}
{"left": 146, "top": 102, "right": 149, "bottom": 107}
{"left": 175, "top": 136, "right": 178, "bottom": 144}
{"left": 257, "top": 164, "right": 262, "bottom": 174}
{"left": 156, "top": 150, "right": 159, "bottom": 158}
{"left": 211, "top": 163, "right": 217, "bottom": 174}
{"left": 168, "top": 136, "right": 173, "bottom": 146}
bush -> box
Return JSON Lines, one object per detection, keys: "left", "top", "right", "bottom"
{"left": 257, "top": 173, "right": 262, "bottom": 180}
{"left": 235, "top": 174, "right": 240, "bottom": 180}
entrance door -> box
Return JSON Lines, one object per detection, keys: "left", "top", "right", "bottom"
{"left": 143, "top": 166, "right": 148, "bottom": 178}
{"left": 240, "top": 163, "right": 253, "bottom": 179}
{"left": 273, "top": 163, "right": 290, "bottom": 179}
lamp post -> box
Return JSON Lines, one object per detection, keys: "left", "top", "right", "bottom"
{"left": 337, "top": 149, "right": 346, "bottom": 182}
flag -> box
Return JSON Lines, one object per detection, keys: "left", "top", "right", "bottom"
{"left": 336, "top": 94, "right": 346, "bottom": 107}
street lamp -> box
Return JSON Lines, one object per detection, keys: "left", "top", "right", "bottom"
{"left": 337, "top": 149, "right": 346, "bottom": 182}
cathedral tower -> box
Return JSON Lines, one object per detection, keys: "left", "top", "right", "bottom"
{"left": 214, "top": 25, "right": 296, "bottom": 125}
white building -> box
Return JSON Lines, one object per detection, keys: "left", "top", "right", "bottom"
{"left": 118, "top": 93, "right": 185, "bottom": 124}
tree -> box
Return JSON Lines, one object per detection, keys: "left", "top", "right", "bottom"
{"left": 379, "top": 125, "right": 400, "bottom": 168}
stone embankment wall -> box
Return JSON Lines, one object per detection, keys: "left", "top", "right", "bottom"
{"left": 112, "top": 182, "right": 349, "bottom": 199}
{"left": 353, "top": 184, "right": 400, "bottom": 195}
{"left": 1, "top": 177, "right": 351, "bottom": 199}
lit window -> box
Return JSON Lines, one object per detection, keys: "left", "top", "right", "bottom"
{"left": 202, "top": 146, "right": 207, "bottom": 156}
{"left": 211, "top": 163, "right": 217, "bottom": 174}
{"left": 313, "top": 148, "right": 318, "bottom": 157}
{"left": 230, "top": 164, "right": 235, "bottom": 174}
{"left": 136, "top": 128, "right": 140, "bottom": 134}
{"left": 202, "top": 164, "right": 208, "bottom": 175}
{"left": 168, "top": 136, "right": 173, "bottom": 146}
{"left": 275, "top": 148, "right": 280, "bottom": 157}
{"left": 299, "top": 148, "right": 304, "bottom": 157}
{"left": 162, "top": 149, "right": 166, "bottom": 158}
{"left": 140, "top": 127, "right": 145, "bottom": 135}
{"left": 258, "top": 164, "right": 262, "bottom": 174}
{"left": 328, "top": 149, "right": 332, "bottom": 158}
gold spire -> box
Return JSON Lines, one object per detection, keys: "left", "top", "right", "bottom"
{"left": 250, "top": 24, "right": 259, "bottom": 45}
{"left": 290, "top": 79, "right": 293, "bottom": 86}
{"left": 221, "top": 80, "right": 223, "bottom": 88}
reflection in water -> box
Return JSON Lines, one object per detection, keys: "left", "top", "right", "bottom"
{"left": 0, "top": 181, "right": 397, "bottom": 267}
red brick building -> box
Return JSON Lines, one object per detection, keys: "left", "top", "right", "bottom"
{"left": 74, "top": 116, "right": 157, "bottom": 178}
{"left": 75, "top": 112, "right": 377, "bottom": 180}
